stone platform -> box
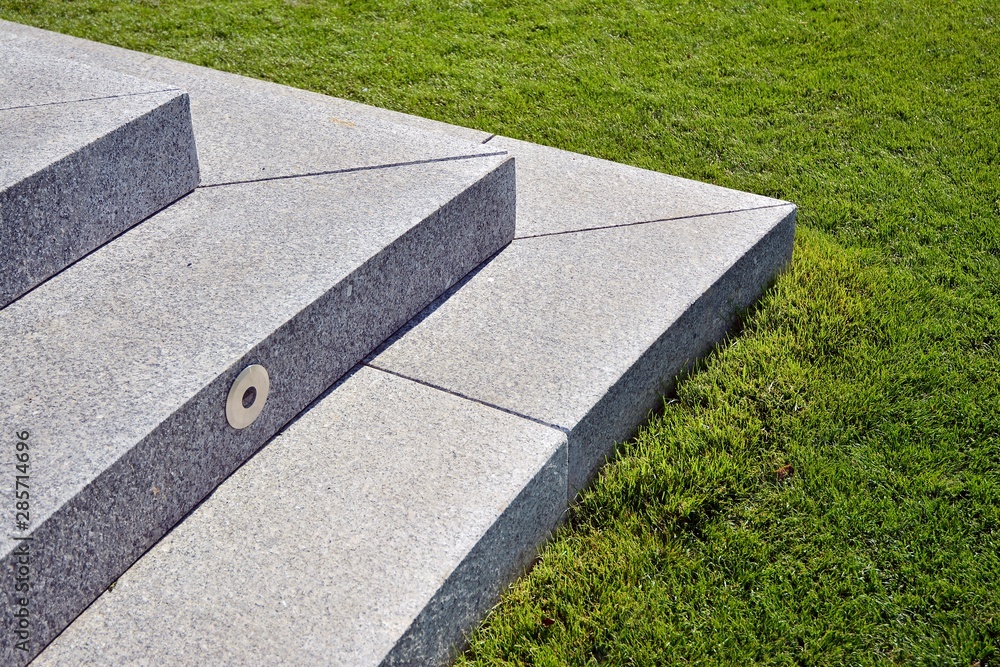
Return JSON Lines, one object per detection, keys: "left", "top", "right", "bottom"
{"left": 0, "top": 20, "right": 795, "bottom": 666}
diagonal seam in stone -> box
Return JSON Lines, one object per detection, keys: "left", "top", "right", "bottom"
{"left": 0, "top": 87, "right": 184, "bottom": 112}
{"left": 198, "top": 152, "right": 510, "bottom": 188}
{"left": 512, "top": 202, "right": 797, "bottom": 241}
{"left": 364, "top": 363, "right": 571, "bottom": 435}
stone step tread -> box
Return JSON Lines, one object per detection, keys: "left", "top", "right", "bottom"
{"left": 493, "top": 135, "right": 787, "bottom": 239}
{"left": 0, "top": 43, "right": 177, "bottom": 111}
{"left": 0, "top": 22, "right": 493, "bottom": 147}
{"left": 0, "top": 24, "right": 499, "bottom": 188}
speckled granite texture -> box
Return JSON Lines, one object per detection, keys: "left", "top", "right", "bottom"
{"left": 0, "top": 31, "right": 499, "bottom": 187}
{"left": 0, "top": 24, "right": 492, "bottom": 146}
{"left": 0, "top": 44, "right": 199, "bottom": 308}
{"left": 0, "top": 150, "right": 514, "bottom": 665}
{"left": 1, "top": 19, "right": 796, "bottom": 667}
{"left": 488, "top": 135, "right": 786, "bottom": 238}
{"left": 0, "top": 43, "right": 173, "bottom": 108}
{"left": 34, "top": 367, "right": 567, "bottom": 666}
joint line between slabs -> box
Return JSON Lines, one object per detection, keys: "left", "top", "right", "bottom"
{"left": 0, "top": 88, "right": 184, "bottom": 112}
{"left": 365, "top": 363, "right": 570, "bottom": 435}
{"left": 512, "top": 203, "right": 796, "bottom": 241}
{"left": 198, "top": 152, "right": 509, "bottom": 188}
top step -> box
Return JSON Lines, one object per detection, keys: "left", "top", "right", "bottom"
{"left": 0, "top": 43, "right": 199, "bottom": 308}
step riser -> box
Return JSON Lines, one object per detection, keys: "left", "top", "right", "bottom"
{"left": 0, "top": 160, "right": 514, "bottom": 666}
{"left": 1, "top": 76, "right": 199, "bottom": 308}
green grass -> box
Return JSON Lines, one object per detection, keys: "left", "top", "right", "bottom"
{"left": 3, "top": 0, "right": 998, "bottom": 663}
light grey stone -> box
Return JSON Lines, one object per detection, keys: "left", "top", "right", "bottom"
{"left": 487, "top": 135, "right": 788, "bottom": 238}
{"left": 0, "top": 155, "right": 514, "bottom": 665}
{"left": 1, "top": 90, "right": 199, "bottom": 307}
{"left": 0, "top": 43, "right": 176, "bottom": 109}
{"left": 169, "top": 82, "right": 500, "bottom": 186}
{"left": 33, "top": 366, "right": 567, "bottom": 666}
{"left": 371, "top": 204, "right": 796, "bottom": 496}
{"left": 0, "top": 21, "right": 496, "bottom": 187}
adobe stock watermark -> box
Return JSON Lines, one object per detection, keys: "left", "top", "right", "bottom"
{"left": 11, "top": 429, "right": 32, "bottom": 654}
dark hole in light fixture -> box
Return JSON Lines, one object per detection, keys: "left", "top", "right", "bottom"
{"left": 242, "top": 386, "right": 257, "bottom": 409}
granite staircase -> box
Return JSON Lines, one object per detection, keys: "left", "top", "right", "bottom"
{"left": 0, "top": 21, "right": 795, "bottom": 666}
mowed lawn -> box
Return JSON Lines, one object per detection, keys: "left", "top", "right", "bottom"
{"left": 3, "top": 0, "right": 998, "bottom": 664}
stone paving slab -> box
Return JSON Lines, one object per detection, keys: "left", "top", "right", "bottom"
{"left": 489, "top": 135, "right": 787, "bottom": 238}
{"left": 0, "top": 22, "right": 496, "bottom": 187}
{"left": 0, "top": 44, "right": 198, "bottom": 308}
{"left": 0, "top": 20, "right": 493, "bottom": 144}
{"left": 34, "top": 367, "right": 567, "bottom": 666}
{"left": 137, "top": 77, "right": 501, "bottom": 187}
{"left": 0, "top": 43, "right": 176, "bottom": 109}
{"left": 0, "top": 155, "right": 514, "bottom": 665}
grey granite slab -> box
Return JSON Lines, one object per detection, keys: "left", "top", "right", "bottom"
{"left": 371, "top": 199, "right": 795, "bottom": 495}
{"left": 169, "top": 83, "right": 500, "bottom": 186}
{"left": 0, "top": 90, "right": 199, "bottom": 308}
{"left": 0, "top": 18, "right": 493, "bottom": 145}
{"left": 0, "top": 155, "right": 514, "bottom": 665}
{"left": 0, "top": 43, "right": 176, "bottom": 109}
{"left": 487, "top": 135, "right": 787, "bottom": 238}
{"left": 0, "top": 21, "right": 496, "bottom": 187}
{"left": 33, "top": 366, "right": 567, "bottom": 666}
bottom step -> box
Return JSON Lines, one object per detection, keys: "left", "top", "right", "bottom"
{"left": 35, "top": 366, "right": 566, "bottom": 665}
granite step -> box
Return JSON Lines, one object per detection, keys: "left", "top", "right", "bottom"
{"left": 0, "top": 43, "right": 199, "bottom": 308}
{"left": 0, "top": 153, "right": 513, "bottom": 665}
{"left": 35, "top": 366, "right": 568, "bottom": 666}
